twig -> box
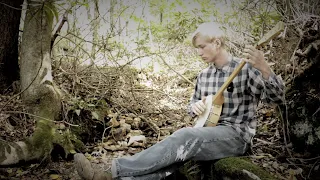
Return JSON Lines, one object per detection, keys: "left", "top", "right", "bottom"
{"left": 110, "top": 100, "right": 160, "bottom": 134}
{"left": 0, "top": 2, "right": 23, "bottom": 10}
{"left": 2, "top": 111, "right": 79, "bottom": 127}
{"left": 256, "top": 138, "right": 274, "bottom": 145}
{"left": 290, "top": 34, "right": 303, "bottom": 80}
{"left": 277, "top": 105, "right": 292, "bottom": 157}
{"left": 308, "top": 159, "right": 320, "bottom": 179}
{"left": 157, "top": 55, "right": 195, "bottom": 86}
{"left": 312, "top": 107, "right": 320, "bottom": 116}
{"left": 288, "top": 156, "right": 320, "bottom": 162}
{"left": 102, "top": 126, "right": 112, "bottom": 142}
{"left": 51, "top": 11, "right": 68, "bottom": 49}
{"left": 119, "top": 53, "right": 165, "bottom": 70}
{"left": 129, "top": 88, "right": 179, "bottom": 104}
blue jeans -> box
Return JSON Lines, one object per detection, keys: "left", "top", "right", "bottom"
{"left": 111, "top": 126, "right": 249, "bottom": 180}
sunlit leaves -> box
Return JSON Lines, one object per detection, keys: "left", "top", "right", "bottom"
{"left": 70, "top": 0, "right": 89, "bottom": 8}
{"left": 222, "top": 0, "right": 281, "bottom": 39}
{"left": 166, "top": 12, "right": 204, "bottom": 42}
{"left": 44, "top": 2, "right": 59, "bottom": 24}
{"left": 28, "top": 0, "right": 59, "bottom": 25}
{"left": 68, "top": 97, "right": 109, "bottom": 121}
{"left": 91, "top": 111, "right": 100, "bottom": 120}
{"left": 130, "top": 15, "right": 145, "bottom": 24}
{"left": 75, "top": 109, "right": 81, "bottom": 116}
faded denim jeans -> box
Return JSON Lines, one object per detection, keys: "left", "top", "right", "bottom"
{"left": 111, "top": 126, "right": 249, "bottom": 180}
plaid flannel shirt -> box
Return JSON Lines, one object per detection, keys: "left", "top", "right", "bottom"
{"left": 188, "top": 55, "right": 285, "bottom": 143}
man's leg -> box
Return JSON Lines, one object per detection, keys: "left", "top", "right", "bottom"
{"left": 114, "top": 163, "right": 182, "bottom": 180}
{"left": 112, "top": 126, "right": 248, "bottom": 179}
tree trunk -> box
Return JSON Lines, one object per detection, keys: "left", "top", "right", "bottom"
{"left": 0, "top": 0, "right": 68, "bottom": 165}
{"left": 110, "top": 0, "right": 116, "bottom": 36}
{"left": 0, "top": 0, "right": 23, "bottom": 92}
{"left": 91, "top": 0, "right": 100, "bottom": 64}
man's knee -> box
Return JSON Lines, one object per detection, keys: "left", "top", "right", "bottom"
{"left": 172, "top": 127, "right": 196, "bottom": 139}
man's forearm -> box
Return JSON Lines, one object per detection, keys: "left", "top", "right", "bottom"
{"left": 260, "top": 66, "right": 272, "bottom": 80}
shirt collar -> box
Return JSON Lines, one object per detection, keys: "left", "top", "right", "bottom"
{"left": 209, "top": 55, "right": 233, "bottom": 73}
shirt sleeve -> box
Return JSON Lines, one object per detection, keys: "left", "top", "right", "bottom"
{"left": 187, "top": 74, "right": 202, "bottom": 117}
{"left": 247, "top": 64, "right": 285, "bottom": 104}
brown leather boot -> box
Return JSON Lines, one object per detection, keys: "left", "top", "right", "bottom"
{"left": 74, "top": 153, "right": 113, "bottom": 180}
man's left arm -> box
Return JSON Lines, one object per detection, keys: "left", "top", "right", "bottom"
{"left": 243, "top": 45, "right": 285, "bottom": 104}
{"left": 247, "top": 65, "right": 285, "bottom": 104}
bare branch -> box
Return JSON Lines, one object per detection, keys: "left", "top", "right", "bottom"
{"left": 0, "top": 2, "right": 23, "bottom": 10}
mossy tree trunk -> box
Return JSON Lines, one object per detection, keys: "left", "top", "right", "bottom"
{"left": 175, "top": 158, "right": 276, "bottom": 180}
{"left": 0, "top": 0, "right": 66, "bottom": 165}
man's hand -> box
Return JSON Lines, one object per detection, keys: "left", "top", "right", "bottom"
{"left": 243, "top": 45, "right": 271, "bottom": 79}
{"left": 192, "top": 99, "right": 206, "bottom": 116}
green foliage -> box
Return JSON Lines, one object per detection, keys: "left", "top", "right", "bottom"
{"left": 70, "top": 0, "right": 89, "bottom": 8}
{"left": 44, "top": 2, "right": 58, "bottom": 24}
{"left": 166, "top": 12, "right": 204, "bottom": 42}
{"left": 68, "top": 96, "right": 109, "bottom": 121}
{"left": 148, "top": 0, "right": 174, "bottom": 18}
{"left": 250, "top": 10, "right": 281, "bottom": 38}
{"left": 27, "top": 0, "right": 59, "bottom": 25}
{"left": 214, "top": 157, "right": 277, "bottom": 180}
{"left": 221, "top": 0, "right": 281, "bottom": 40}
{"left": 179, "top": 160, "right": 201, "bottom": 180}
{"left": 30, "top": 120, "right": 55, "bottom": 157}
{"left": 53, "top": 128, "right": 84, "bottom": 157}
{"left": 131, "top": 15, "right": 146, "bottom": 25}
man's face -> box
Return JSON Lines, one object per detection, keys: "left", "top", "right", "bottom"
{"left": 194, "top": 35, "right": 219, "bottom": 63}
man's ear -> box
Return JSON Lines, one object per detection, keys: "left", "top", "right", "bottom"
{"left": 215, "top": 39, "right": 221, "bottom": 48}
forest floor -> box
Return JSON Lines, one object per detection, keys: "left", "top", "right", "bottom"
{"left": 0, "top": 65, "right": 317, "bottom": 180}
{"left": 1, "top": 27, "right": 319, "bottom": 179}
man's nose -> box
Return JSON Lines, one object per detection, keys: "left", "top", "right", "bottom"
{"left": 197, "top": 48, "right": 203, "bottom": 56}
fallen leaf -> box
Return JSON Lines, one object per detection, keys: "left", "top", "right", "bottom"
{"left": 50, "top": 174, "right": 61, "bottom": 180}
{"left": 128, "top": 135, "right": 146, "bottom": 146}
{"left": 75, "top": 109, "right": 81, "bottom": 116}
{"left": 69, "top": 149, "right": 76, "bottom": 154}
{"left": 7, "top": 169, "right": 12, "bottom": 174}
{"left": 92, "top": 111, "right": 100, "bottom": 120}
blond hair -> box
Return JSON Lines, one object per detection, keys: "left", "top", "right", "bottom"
{"left": 191, "top": 22, "right": 227, "bottom": 47}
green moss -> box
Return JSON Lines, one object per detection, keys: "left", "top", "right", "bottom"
{"left": 30, "top": 120, "right": 55, "bottom": 157}
{"left": 72, "top": 138, "right": 85, "bottom": 151}
{"left": 214, "top": 157, "right": 277, "bottom": 180}
{"left": 179, "top": 160, "right": 201, "bottom": 180}
{"left": 53, "top": 129, "right": 84, "bottom": 157}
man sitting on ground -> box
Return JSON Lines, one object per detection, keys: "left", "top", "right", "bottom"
{"left": 74, "top": 22, "right": 285, "bottom": 180}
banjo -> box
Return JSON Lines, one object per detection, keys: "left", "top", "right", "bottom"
{"left": 194, "top": 21, "right": 285, "bottom": 128}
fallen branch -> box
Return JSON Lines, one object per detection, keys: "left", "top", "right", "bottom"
{"left": 296, "top": 40, "right": 320, "bottom": 57}
{"left": 157, "top": 55, "right": 195, "bottom": 86}
{"left": 51, "top": 11, "right": 68, "bottom": 50}
{"left": 110, "top": 100, "right": 160, "bottom": 135}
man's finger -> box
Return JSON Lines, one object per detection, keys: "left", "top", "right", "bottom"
{"left": 195, "top": 103, "right": 205, "bottom": 112}
{"left": 192, "top": 105, "right": 199, "bottom": 115}
{"left": 244, "top": 49, "right": 258, "bottom": 58}
{"left": 242, "top": 52, "right": 254, "bottom": 60}
{"left": 199, "top": 101, "right": 206, "bottom": 109}
{"left": 243, "top": 58, "right": 255, "bottom": 65}
{"left": 243, "top": 48, "right": 255, "bottom": 55}
{"left": 249, "top": 46, "right": 257, "bottom": 51}
{"left": 245, "top": 45, "right": 256, "bottom": 51}
{"left": 193, "top": 106, "right": 202, "bottom": 115}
